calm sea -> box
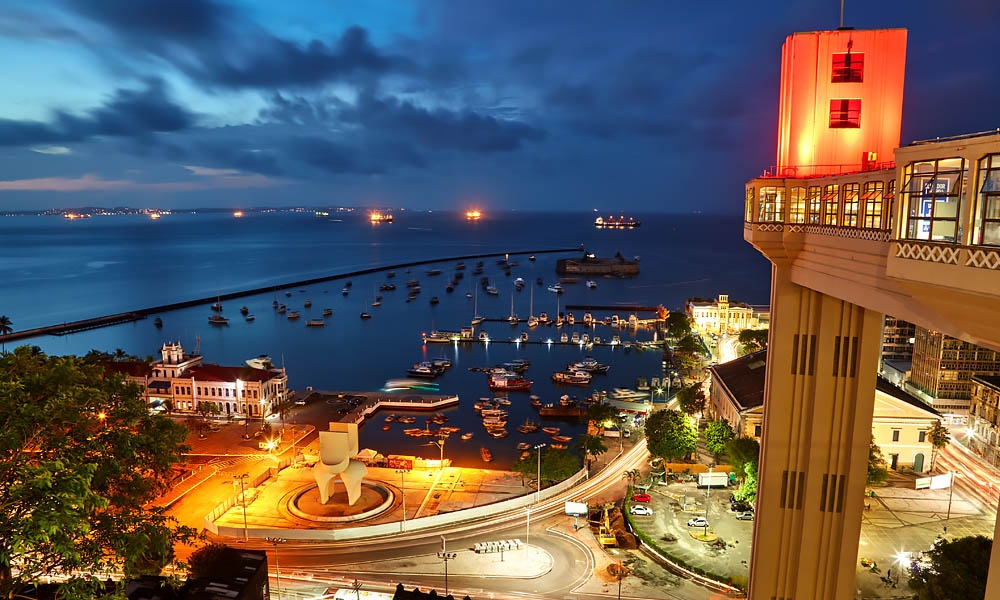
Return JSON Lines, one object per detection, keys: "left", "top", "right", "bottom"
{"left": 0, "top": 211, "right": 771, "bottom": 466}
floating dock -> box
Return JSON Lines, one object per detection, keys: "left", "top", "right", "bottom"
{"left": 303, "top": 389, "right": 460, "bottom": 427}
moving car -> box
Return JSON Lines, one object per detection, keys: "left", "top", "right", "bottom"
{"left": 736, "top": 511, "right": 754, "bottom": 521}
{"left": 631, "top": 493, "right": 651, "bottom": 503}
{"left": 687, "top": 517, "right": 709, "bottom": 527}
{"left": 629, "top": 505, "right": 653, "bottom": 516}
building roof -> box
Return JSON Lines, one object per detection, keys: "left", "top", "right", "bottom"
{"left": 709, "top": 350, "right": 767, "bottom": 410}
{"left": 972, "top": 375, "right": 1000, "bottom": 392}
{"left": 186, "top": 364, "right": 282, "bottom": 383}
{"left": 875, "top": 377, "right": 941, "bottom": 417}
{"left": 393, "top": 584, "right": 470, "bottom": 600}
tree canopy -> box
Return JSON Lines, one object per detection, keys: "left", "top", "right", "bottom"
{"left": 576, "top": 433, "right": 608, "bottom": 461}
{"left": 868, "top": 436, "right": 889, "bottom": 486}
{"left": 704, "top": 419, "right": 735, "bottom": 456}
{"left": 587, "top": 402, "right": 619, "bottom": 426}
{"left": 0, "top": 347, "right": 195, "bottom": 599}
{"left": 675, "top": 384, "right": 706, "bottom": 416}
{"left": 645, "top": 409, "right": 697, "bottom": 461}
{"left": 928, "top": 421, "right": 950, "bottom": 471}
{"left": 910, "top": 535, "right": 991, "bottom": 599}
{"left": 725, "top": 437, "right": 760, "bottom": 479}
{"left": 0, "top": 316, "right": 12, "bottom": 354}
{"left": 664, "top": 312, "right": 692, "bottom": 339}
{"left": 737, "top": 329, "right": 769, "bottom": 355}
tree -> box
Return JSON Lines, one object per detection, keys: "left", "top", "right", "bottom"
{"left": 928, "top": 421, "right": 950, "bottom": 471}
{"left": 868, "top": 436, "right": 890, "bottom": 486}
{"left": 645, "top": 410, "right": 697, "bottom": 461}
{"left": 665, "top": 312, "right": 692, "bottom": 339}
{"left": 576, "top": 434, "right": 608, "bottom": 466}
{"left": 675, "top": 384, "right": 706, "bottom": 416}
{"left": 587, "top": 402, "right": 619, "bottom": 426}
{"left": 273, "top": 397, "right": 295, "bottom": 430}
{"left": 0, "top": 347, "right": 196, "bottom": 599}
{"left": 737, "top": 328, "right": 769, "bottom": 355}
{"left": 910, "top": 535, "right": 991, "bottom": 599}
{"left": 734, "top": 461, "right": 758, "bottom": 504}
{"left": 704, "top": 419, "right": 735, "bottom": 456}
{"left": 0, "top": 315, "right": 11, "bottom": 354}
{"left": 512, "top": 446, "right": 581, "bottom": 487}
{"left": 622, "top": 468, "right": 641, "bottom": 487}
{"left": 725, "top": 437, "right": 760, "bottom": 481}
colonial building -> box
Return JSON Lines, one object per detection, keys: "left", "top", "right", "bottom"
{"left": 907, "top": 326, "right": 1000, "bottom": 424}
{"left": 105, "top": 342, "right": 288, "bottom": 420}
{"left": 968, "top": 375, "right": 1000, "bottom": 469}
{"left": 710, "top": 351, "right": 940, "bottom": 472}
{"left": 685, "top": 294, "right": 769, "bottom": 335}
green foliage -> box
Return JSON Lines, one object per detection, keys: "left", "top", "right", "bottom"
{"left": 0, "top": 315, "right": 12, "bottom": 353}
{"left": 576, "top": 433, "right": 608, "bottom": 459}
{"left": 587, "top": 402, "right": 618, "bottom": 425}
{"left": 621, "top": 468, "right": 641, "bottom": 486}
{"left": 734, "top": 461, "right": 757, "bottom": 504}
{"left": 675, "top": 385, "right": 706, "bottom": 416}
{"left": 512, "top": 446, "right": 581, "bottom": 487}
{"left": 674, "top": 334, "right": 704, "bottom": 355}
{"left": 725, "top": 437, "right": 760, "bottom": 479}
{"left": 868, "top": 436, "right": 890, "bottom": 486}
{"left": 704, "top": 419, "right": 735, "bottom": 456}
{"left": 928, "top": 421, "right": 950, "bottom": 471}
{"left": 910, "top": 535, "right": 991, "bottom": 599}
{"left": 0, "top": 347, "right": 196, "bottom": 599}
{"left": 737, "top": 329, "right": 769, "bottom": 356}
{"left": 645, "top": 410, "right": 697, "bottom": 460}
{"left": 664, "top": 312, "right": 692, "bottom": 339}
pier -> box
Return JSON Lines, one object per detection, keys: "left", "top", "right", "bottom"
{"left": 4, "top": 248, "right": 579, "bottom": 343}
{"left": 303, "top": 389, "right": 460, "bottom": 427}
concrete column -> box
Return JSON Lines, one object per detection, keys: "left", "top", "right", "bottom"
{"left": 749, "top": 265, "right": 882, "bottom": 599}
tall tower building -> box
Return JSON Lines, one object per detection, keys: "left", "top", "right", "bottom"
{"left": 908, "top": 327, "right": 1000, "bottom": 423}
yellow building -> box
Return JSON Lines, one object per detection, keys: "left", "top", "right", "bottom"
{"left": 710, "top": 350, "right": 940, "bottom": 472}
{"left": 686, "top": 294, "right": 768, "bottom": 335}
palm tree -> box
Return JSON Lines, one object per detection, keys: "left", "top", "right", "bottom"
{"left": 0, "top": 315, "right": 12, "bottom": 354}
{"left": 622, "top": 468, "right": 641, "bottom": 488}
{"left": 929, "top": 421, "right": 951, "bottom": 471}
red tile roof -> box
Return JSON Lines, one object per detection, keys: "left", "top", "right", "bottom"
{"left": 186, "top": 364, "right": 282, "bottom": 383}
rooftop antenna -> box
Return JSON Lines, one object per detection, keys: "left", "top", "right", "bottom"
{"left": 839, "top": 0, "right": 844, "bottom": 28}
{"left": 194, "top": 334, "right": 201, "bottom": 355}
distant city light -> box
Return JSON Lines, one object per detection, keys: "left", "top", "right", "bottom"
{"left": 233, "top": 210, "right": 244, "bottom": 218}
{"left": 465, "top": 209, "right": 482, "bottom": 220}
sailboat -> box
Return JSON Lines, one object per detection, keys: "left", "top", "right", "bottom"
{"left": 471, "top": 286, "right": 484, "bottom": 325}
{"left": 508, "top": 293, "right": 518, "bottom": 325}
{"left": 527, "top": 286, "right": 538, "bottom": 328}
{"left": 371, "top": 286, "right": 382, "bottom": 307}
{"left": 555, "top": 293, "right": 564, "bottom": 326}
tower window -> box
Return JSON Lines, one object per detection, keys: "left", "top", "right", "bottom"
{"left": 830, "top": 99, "right": 861, "bottom": 128}
{"left": 832, "top": 52, "right": 864, "bottom": 83}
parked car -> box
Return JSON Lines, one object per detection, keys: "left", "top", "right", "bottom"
{"left": 687, "top": 517, "right": 709, "bottom": 527}
{"left": 731, "top": 501, "right": 753, "bottom": 512}
{"left": 736, "top": 511, "right": 754, "bottom": 521}
{"left": 631, "top": 493, "right": 651, "bottom": 503}
{"left": 629, "top": 505, "right": 653, "bottom": 516}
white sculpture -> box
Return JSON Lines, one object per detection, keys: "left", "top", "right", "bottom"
{"left": 314, "top": 423, "right": 368, "bottom": 506}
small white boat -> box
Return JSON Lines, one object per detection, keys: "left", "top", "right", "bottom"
{"left": 571, "top": 332, "right": 581, "bottom": 343}
{"left": 566, "top": 312, "right": 575, "bottom": 325}
{"left": 245, "top": 314, "right": 255, "bottom": 322}
{"left": 479, "top": 331, "right": 491, "bottom": 342}
{"left": 560, "top": 333, "right": 568, "bottom": 343}
{"left": 287, "top": 311, "right": 301, "bottom": 320}
{"left": 208, "top": 314, "right": 228, "bottom": 325}
{"left": 527, "top": 316, "right": 539, "bottom": 328}
{"left": 547, "top": 283, "right": 564, "bottom": 294}
{"left": 586, "top": 280, "right": 597, "bottom": 289}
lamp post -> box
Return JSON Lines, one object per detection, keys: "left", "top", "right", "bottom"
{"left": 233, "top": 473, "right": 249, "bottom": 540}
{"left": 395, "top": 468, "right": 410, "bottom": 532}
{"left": 704, "top": 464, "right": 714, "bottom": 537}
{"left": 264, "top": 537, "right": 286, "bottom": 600}
{"left": 437, "top": 549, "right": 457, "bottom": 596}
{"left": 534, "top": 443, "right": 547, "bottom": 503}
{"left": 526, "top": 505, "right": 530, "bottom": 546}
{"left": 945, "top": 471, "right": 955, "bottom": 535}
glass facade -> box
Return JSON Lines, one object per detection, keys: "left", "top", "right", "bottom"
{"left": 745, "top": 186, "right": 754, "bottom": 221}
{"left": 976, "top": 153, "right": 1000, "bottom": 246}
{"left": 789, "top": 187, "right": 806, "bottom": 224}
{"left": 759, "top": 186, "right": 784, "bottom": 222}
{"left": 808, "top": 186, "right": 821, "bottom": 224}
{"left": 902, "top": 158, "right": 966, "bottom": 242}
{"left": 823, "top": 183, "right": 840, "bottom": 225}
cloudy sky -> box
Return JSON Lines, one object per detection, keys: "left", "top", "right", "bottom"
{"left": 0, "top": 1, "right": 997, "bottom": 213}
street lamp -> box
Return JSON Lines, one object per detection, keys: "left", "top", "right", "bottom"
{"left": 233, "top": 473, "right": 249, "bottom": 540}
{"left": 437, "top": 550, "right": 457, "bottom": 596}
{"left": 704, "top": 464, "right": 714, "bottom": 537}
{"left": 945, "top": 471, "right": 956, "bottom": 535}
{"left": 265, "top": 537, "right": 286, "bottom": 600}
{"left": 534, "top": 443, "right": 547, "bottom": 503}
{"left": 894, "top": 550, "right": 909, "bottom": 586}
{"left": 426, "top": 435, "right": 447, "bottom": 470}
{"left": 395, "top": 468, "right": 410, "bottom": 532}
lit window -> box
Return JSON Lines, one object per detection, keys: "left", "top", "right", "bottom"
{"left": 976, "top": 153, "right": 1000, "bottom": 246}
{"left": 758, "top": 187, "right": 785, "bottom": 222}
{"left": 823, "top": 184, "right": 840, "bottom": 226}
{"left": 842, "top": 183, "right": 860, "bottom": 227}
{"left": 901, "top": 158, "right": 966, "bottom": 242}
{"left": 807, "top": 186, "right": 822, "bottom": 224}
{"left": 829, "top": 99, "right": 861, "bottom": 128}
{"left": 745, "top": 186, "right": 755, "bottom": 222}
{"left": 789, "top": 187, "right": 806, "bottom": 224}
{"left": 862, "top": 181, "right": 885, "bottom": 229}
{"left": 832, "top": 52, "right": 864, "bottom": 83}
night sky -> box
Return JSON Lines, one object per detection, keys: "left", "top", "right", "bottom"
{"left": 1, "top": 0, "right": 997, "bottom": 213}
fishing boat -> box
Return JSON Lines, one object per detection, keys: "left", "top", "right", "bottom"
{"left": 430, "top": 296, "right": 440, "bottom": 305}
{"left": 571, "top": 332, "right": 581, "bottom": 344}
{"left": 520, "top": 451, "right": 532, "bottom": 460}
{"left": 153, "top": 317, "right": 163, "bottom": 328}
{"left": 551, "top": 434, "right": 573, "bottom": 443}
{"left": 489, "top": 375, "right": 534, "bottom": 391}
{"left": 530, "top": 395, "right": 542, "bottom": 407}
{"left": 240, "top": 306, "right": 249, "bottom": 315}
{"left": 208, "top": 314, "right": 228, "bottom": 325}
{"left": 552, "top": 370, "right": 592, "bottom": 385}
{"left": 277, "top": 304, "right": 287, "bottom": 314}
{"left": 517, "top": 442, "right": 532, "bottom": 451}
{"left": 541, "top": 427, "right": 560, "bottom": 435}
{"left": 408, "top": 362, "right": 443, "bottom": 378}
{"left": 426, "top": 269, "right": 442, "bottom": 276}
{"left": 304, "top": 299, "right": 312, "bottom": 308}
{"left": 502, "top": 359, "right": 530, "bottom": 372}
{"left": 306, "top": 319, "right": 325, "bottom": 327}
{"left": 488, "top": 428, "right": 509, "bottom": 439}
{"left": 517, "top": 419, "right": 539, "bottom": 434}
{"left": 245, "top": 314, "right": 255, "bottom": 322}
{"left": 494, "top": 397, "right": 512, "bottom": 406}
{"left": 547, "top": 283, "right": 564, "bottom": 294}
{"left": 583, "top": 313, "right": 594, "bottom": 324}
{"left": 322, "top": 308, "right": 333, "bottom": 316}
{"left": 566, "top": 312, "right": 575, "bottom": 325}
{"left": 360, "top": 310, "right": 372, "bottom": 319}
{"left": 586, "top": 280, "right": 597, "bottom": 289}
{"left": 380, "top": 283, "right": 396, "bottom": 291}
{"left": 287, "top": 311, "right": 301, "bottom": 320}
{"left": 560, "top": 333, "right": 568, "bottom": 343}
{"left": 550, "top": 443, "right": 568, "bottom": 450}
{"left": 569, "top": 357, "right": 610, "bottom": 374}
{"left": 381, "top": 424, "right": 390, "bottom": 431}
{"left": 461, "top": 432, "right": 474, "bottom": 441}
{"left": 385, "top": 414, "right": 397, "bottom": 423}
{"left": 480, "top": 447, "right": 493, "bottom": 462}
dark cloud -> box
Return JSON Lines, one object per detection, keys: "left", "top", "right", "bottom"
{"left": 69, "top": 0, "right": 228, "bottom": 41}
{"left": 0, "top": 79, "right": 194, "bottom": 146}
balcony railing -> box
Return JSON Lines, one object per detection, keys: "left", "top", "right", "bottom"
{"left": 758, "top": 162, "right": 896, "bottom": 179}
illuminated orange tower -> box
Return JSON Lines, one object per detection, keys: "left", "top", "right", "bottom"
{"left": 776, "top": 28, "right": 907, "bottom": 177}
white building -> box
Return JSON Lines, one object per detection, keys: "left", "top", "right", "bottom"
{"left": 106, "top": 342, "right": 288, "bottom": 420}
{"left": 686, "top": 294, "right": 768, "bottom": 335}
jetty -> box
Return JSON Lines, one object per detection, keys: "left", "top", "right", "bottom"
{"left": 301, "top": 389, "right": 459, "bottom": 428}
{"left": 4, "top": 248, "right": 579, "bottom": 344}
{"left": 556, "top": 254, "right": 639, "bottom": 276}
